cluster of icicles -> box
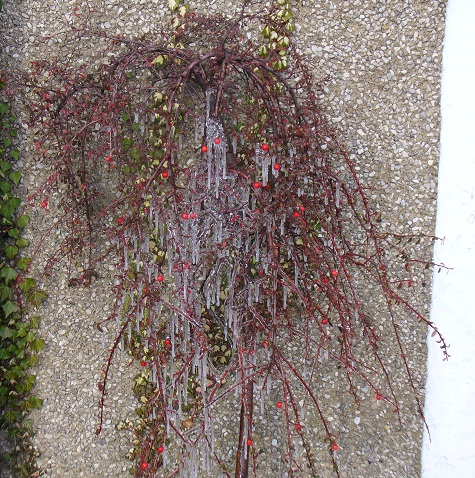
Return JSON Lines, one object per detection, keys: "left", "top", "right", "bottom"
{"left": 113, "top": 92, "right": 342, "bottom": 476}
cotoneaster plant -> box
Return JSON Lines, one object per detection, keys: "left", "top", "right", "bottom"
{"left": 20, "top": 1, "right": 447, "bottom": 476}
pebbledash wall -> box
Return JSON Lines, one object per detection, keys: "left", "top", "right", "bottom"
{"left": 0, "top": 1, "right": 447, "bottom": 477}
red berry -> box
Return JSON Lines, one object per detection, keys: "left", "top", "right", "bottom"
{"left": 41, "top": 200, "right": 48, "bottom": 209}
{"left": 141, "top": 462, "right": 149, "bottom": 470}
{"left": 293, "top": 211, "right": 301, "bottom": 218}
{"left": 117, "top": 217, "right": 124, "bottom": 225}
{"left": 276, "top": 402, "right": 283, "bottom": 409}
{"left": 165, "top": 338, "right": 171, "bottom": 347}
{"left": 263, "top": 184, "right": 270, "bottom": 190}
{"left": 321, "top": 318, "right": 328, "bottom": 325}
{"left": 247, "top": 439, "right": 252, "bottom": 446}
{"left": 214, "top": 138, "right": 221, "bottom": 144}
{"left": 201, "top": 145, "right": 208, "bottom": 153}
{"left": 323, "top": 277, "right": 329, "bottom": 284}
{"left": 253, "top": 182, "right": 261, "bottom": 189}
{"left": 141, "top": 360, "right": 147, "bottom": 367}
{"left": 331, "top": 269, "right": 338, "bottom": 277}
{"left": 296, "top": 424, "right": 302, "bottom": 431}
{"left": 376, "top": 394, "right": 382, "bottom": 400}
{"left": 189, "top": 213, "right": 195, "bottom": 219}
{"left": 273, "top": 163, "right": 280, "bottom": 170}
{"left": 158, "top": 445, "right": 164, "bottom": 453}
{"left": 162, "top": 171, "right": 169, "bottom": 179}
{"left": 261, "top": 143, "right": 269, "bottom": 151}
{"left": 332, "top": 444, "right": 339, "bottom": 451}
{"left": 181, "top": 213, "right": 189, "bottom": 220}
{"left": 156, "top": 275, "right": 164, "bottom": 282}
{"left": 300, "top": 205, "right": 306, "bottom": 212}
{"left": 105, "top": 155, "right": 112, "bottom": 163}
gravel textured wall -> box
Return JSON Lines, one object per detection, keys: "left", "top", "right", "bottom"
{"left": 0, "top": 0, "right": 447, "bottom": 477}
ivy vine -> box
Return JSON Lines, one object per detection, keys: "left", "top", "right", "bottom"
{"left": 0, "top": 77, "right": 46, "bottom": 476}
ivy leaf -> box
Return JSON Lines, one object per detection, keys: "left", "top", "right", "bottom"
{"left": 0, "top": 180, "right": 12, "bottom": 193}
{"left": 0, "top": 160, "right": 12, "bottom": 172}
{"left": 30, "top": 338, "right": 45, "bottom": 353}
{"left": 3, "top": 137, "right": 12, "bottom": 148}
{"left": 2, "top": 300, "right": 19, "bottom": 318}
{"left": 27, "top": 353, "right": 39, "bottom": 367}
{"left": 0, "top": 284, "right": 13, "bottom": 301}
{"left": 7, "top": 227, "right": 19, "bottom": 239}
{"left": 16, "top": 257, "right": 31, "bottom": 271}
{"left": 2, "top": 410, "right": 19, "bottom": 424}
{"left": 26, "top": 289, "right": 48, "bottom": 308}
{"left": 8, "top": 170, "right": 21, "bottom": 186}
{"left": 4, "top": 245, "right": 18, "bottom": 259}
{"left": 29, "top": 316, "right": 40, "bottom": 329}
{"left": 0, "top": 348, "right": 10, "bottom": 360}
{"left": 9, "top": 149, "right": 19, "bottom": 160}
{"left": 0, "top": 266, "right": 17, "bottom": 284}
{"left": 28, "top": 395, "right": 43, "bottom": 410}
{"left": 16, "top": 215, "right": 30, "bottom": 229}
{"left": 16, "top": 238, "right": 29, "bottom": 248}
{"left": 19, "top": 278, "right": 36, "bottom": 294}
{"left": 0, "top": 102, "right": 9, "bottom": 115}
{"left": 8, "top": 197, "right": 21, "bottom": 208}
{"left": 0, "top": 326, "right": 13, "bottom": 339}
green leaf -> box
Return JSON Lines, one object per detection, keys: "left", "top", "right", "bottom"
{"left": 8, "top": 197, "right": 21, "bottom": 209}
{"left": 8, "top": 170, "right": 21, "bottom": 185}
{"left": 0, "top": 326, "right": 13, "bottom": 339}
{"left": 30, "top": 338, "right": 45, "bottom": 353}
{"left": 0, "top": 203, "right": 14, "bottom": 221}
{"left": 0, "top": 266, "right": 17, "bottom": 284}
{"left": 27, "top": 353, "right": 39, "bottom": 367}
{"left": 28, "top": 395, "right": 43, "bottom": 410}
{"left": 0, "top": 284, "right": 13, "bottom": 301}
{"left": 0, "top": 160, "right": 12, "bottom": 172}
{"left": 26, "top": 289, "right": 47, "bottom": 308}
{"left": 16, "top": 215, "right": 30, "bottom": 229}
{"left": 7, "top": 228, "right": 19, "bottom": 239}
{"left": 16, "top": 237, "right": 29, "bottom": 248}
{"left": 4, "top": 245, "right": 18, "bottom": 259}
{"left": 0, "top": 102, "right": 9, "bottom": 115}
{"left": 122, "top": 113, "right": 130, "bottom": 122}
{"left": 3, "top": 137, "right": 12, "bottom": 148}
{"left": 19, "top": 277, "right": 36, "bottom": 294}
{"left": 0, "top": 348, "right": 10, "bottom": 359}
{"left": 29, "top": 316, "right": 40, "bottom": 329}
{"left": 3, "top": 410, "right": 19, "bottom": 424}
{"left": 9, "top": 149, "right": 19, "bottom": 160}
{"left": 2, "top": 300, "right": 19, "bottom": 318}
{"left": 16, "top": 257, "right": 31, "bottom": 271}
{"left": 0, "top": 180, "right": 12, "bottom": 193}
{"left": 24, "top": 331, "right": 35, "bottom": 343}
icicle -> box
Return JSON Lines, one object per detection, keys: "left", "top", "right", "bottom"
{"left": 124, "top": 246, "right": 128, "bottom": 270}
{"left": 205, "top": 89, "right": 211, "bottom": 120}
{"left": 207, "top": 155, "right": 212, "bottom": 189}
{"left": 295, "top": 263, "right": 299, "bottom": 287}
{"left": 266, "top": 375, "right": 272, "bottom": 395}
{"left": 232, "top": 137, "right": 237, "bottom": 154}
{"left": 194, "top": 118, "right": 200, "bottom": 144}
{"left": 283, "top": 286, "right": 288, "bottom": 309}
{"left": 280, "top": 216, "right": 285, "bottom": 236}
